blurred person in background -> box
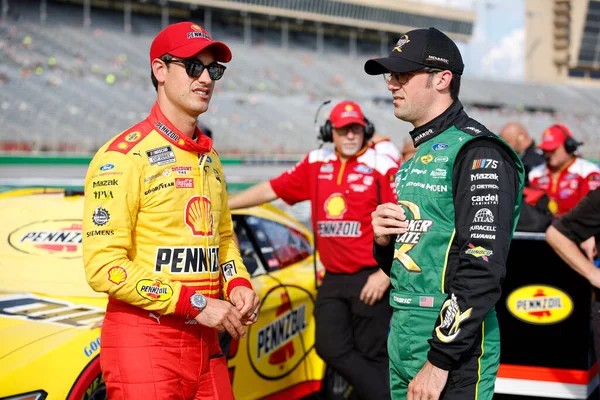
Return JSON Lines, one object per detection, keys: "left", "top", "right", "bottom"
{"left": 82, "top": 22, "right": 259, "bottom": 400}
{"left": 365, "top": 27, "right": 524, "bottom": 400}
{"left": 546, "top": 189, "right": 600, "bottom": 362}
{"left": 370, "top": 129, "right": 401, "bottom": 164}
{"left": 400, "top": 137, "right": 417, "bottom": 163}
{"left": 499, "top": 122, "right": 545, "bottom": 180}
{"left": 500, "top": 123, "right": 552, "bottom": 231}
{"left": 229, "top": 100, "right": 398, "bottom": 400}
{"left": 529, "top": 124, "right": 600, "bottom": 216}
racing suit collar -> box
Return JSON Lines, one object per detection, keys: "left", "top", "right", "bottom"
{"left": 409, "top": 100, "right": 465, "bottom": 148}
{"left": 148, "top": 102, "right": 212, "bottom": 154}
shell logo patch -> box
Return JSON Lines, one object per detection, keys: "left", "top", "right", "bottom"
{"left": 248, "top": 286, "right": 315, "bottom": 379}
{"left": 125, "top": 132, "right": 141, "bottom": 142}
{"left": 185, "top": 195, "right": 214, "bottom": 236}
{"left": 117, "top": 142, "right": 128, "bottom": 150}
{"left": 506, "top": 285, "right": 573, "bottom": 325}
{"left": 136, "top": 279, "right": 173, "bottom": 301}
{"left": 108, "top": 266, "right": 127, "bottom": 285}
{"left": 8, "top": 220, "right": 82, "bottom": 259}
{"left": 324, "top": 193, "right": 347, "bottom": 219}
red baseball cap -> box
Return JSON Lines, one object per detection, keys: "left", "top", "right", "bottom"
{"left": 538, "top": 124, "right": 574, "bottom": 151}
{"left": 329, "top": 101, "right": 366, "bottom": 129}
{"left": 150, "top": 22, "right": 232, "bottom": 64}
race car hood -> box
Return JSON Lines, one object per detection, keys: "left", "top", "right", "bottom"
{"left": 0, "top": 312, "right": 68, "bottom": 359}
{"left": 0, "top": 291, "right": 106, "bottom": 359}
{"left": 0, "top": 189, "right": 102, "bottom": 298}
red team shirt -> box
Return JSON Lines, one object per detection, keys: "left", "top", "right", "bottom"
{"left": 270, "top": 146, "right": 398, "bottom": 274}
{"left": 529, "top": 157, "right": 600, "bottom": 215}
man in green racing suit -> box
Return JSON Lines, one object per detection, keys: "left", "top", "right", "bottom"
{"left": 366, "top": 27, "right": 524, "bottom": 400}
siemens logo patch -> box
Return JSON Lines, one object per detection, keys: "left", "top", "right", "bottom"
{"left": 155, "top": 247, "right": 219, "bottom": 273}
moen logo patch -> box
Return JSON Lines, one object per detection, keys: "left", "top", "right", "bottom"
{"left": 136, "top": 279, "right": 173, "bottom": 301}
{"left": 8, "top": 220, "right": 83, "bottom": 259}
{"left": 506, "top": 285, "right": 573, "bottom": 325}
{"left": 248, "top": 286, "right": 315, "bottom": 380}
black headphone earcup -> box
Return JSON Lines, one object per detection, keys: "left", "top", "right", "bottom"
{"left": 320, "top": 120, "right": 333, "bottom": 142}
{"left": 364, "top": 118, "right": 375, "bottom": 141}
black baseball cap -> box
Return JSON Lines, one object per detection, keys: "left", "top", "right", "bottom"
{"left": 364, "top": 27, "right": 464, "bottom": 76}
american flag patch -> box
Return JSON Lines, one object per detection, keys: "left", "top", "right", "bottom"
{"left": 420, "top": 296, "right": 434, "bottom": 308}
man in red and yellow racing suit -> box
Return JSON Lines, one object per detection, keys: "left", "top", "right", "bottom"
{"left": 529, "top": 124, "right": 600, "bottom": 215}
{"left": 82, "top": 22, "right": 259, "bottom": 400}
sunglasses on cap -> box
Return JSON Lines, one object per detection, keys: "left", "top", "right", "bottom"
{"left": 164, "top": 58, "right": 226, "bottom": 81}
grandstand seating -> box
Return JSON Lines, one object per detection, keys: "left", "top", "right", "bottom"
{"left": 1, "top": 0, "right": 599, "bottom": 160}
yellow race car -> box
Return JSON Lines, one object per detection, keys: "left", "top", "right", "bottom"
{"left": 0, "top": 188, "right": 331, "bottom": 400}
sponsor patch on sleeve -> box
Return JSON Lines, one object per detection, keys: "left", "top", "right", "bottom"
{"left": 221, "top": 261, "right": 237, "bottom": 281}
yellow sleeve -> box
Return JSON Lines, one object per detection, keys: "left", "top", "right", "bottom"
{"left": 82, "top": 150, "right": 192, "bottom": 317}
{"left": 212, "top": 153, "right": 253, "bottom": 300}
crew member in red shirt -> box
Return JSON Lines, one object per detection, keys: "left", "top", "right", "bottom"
{"left": 529, "top": 124, "right": 600, "bottom": 215}
{"left": 229, "top": 100, "right": 397, "bottom": 400}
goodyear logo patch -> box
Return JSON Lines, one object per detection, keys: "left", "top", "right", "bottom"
{"left": 506, "top": 285, "right": 573, "bottom": 325}
{"left": 136, "top": 279, "right": 173, "bottom": 301}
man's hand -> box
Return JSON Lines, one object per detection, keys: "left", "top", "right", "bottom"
{"left": 372, "top": 203, "right": 408, "bottom": 247}
{"left": 407, "top": 361, "right": 449, "bottom": 400}
{"left": 194, "top": 297, "right": 246, "bottom": 339}
{"left": 580, "top": 236, "right": 597, "bottom": 261}
{"left": 230, "top": 286, "right": 260, "bottom": 326}
{"left": 359, "top": 268, "right": 390, "bottom": 305}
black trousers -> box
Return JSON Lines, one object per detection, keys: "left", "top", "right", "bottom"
{"left": 314, "top": 267, "right": 392, "bottom": 400}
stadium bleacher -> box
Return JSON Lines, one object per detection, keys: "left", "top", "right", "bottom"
{"left": 1, "top": 0, "right": 599, "bottom": 160}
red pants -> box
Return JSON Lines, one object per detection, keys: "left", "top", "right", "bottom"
{"left": 100, "top": 300, "right": 234, "bottom": 400}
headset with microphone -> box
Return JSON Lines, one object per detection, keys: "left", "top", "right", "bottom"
{"left": 315, "top": 100, "right": 375, "bottom": 143}
{"left": 551, "top": 124, "right": 582, "bottom": 154}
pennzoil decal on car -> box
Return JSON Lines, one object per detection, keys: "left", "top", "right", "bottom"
{"left": 8, "top": 219, "right": 83, "bottom": 259}
{"left": 136, "top": 279, "right": 173, "bottom": 301}
{"left": 248, "top": 286, "right": 315, "bottom": 379}
{"left": 506, "top": 285, "right": 574, "bottom": 325}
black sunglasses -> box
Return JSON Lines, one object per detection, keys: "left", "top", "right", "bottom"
{"left": 164, "top": 59, "right": 226, "bottom": 81}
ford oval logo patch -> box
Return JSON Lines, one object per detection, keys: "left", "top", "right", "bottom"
{"left": 432, "top": 143, "right": 449, "bottom": 151}
{"left": 100, "top": 164, "right": 115, "bottom": 171}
